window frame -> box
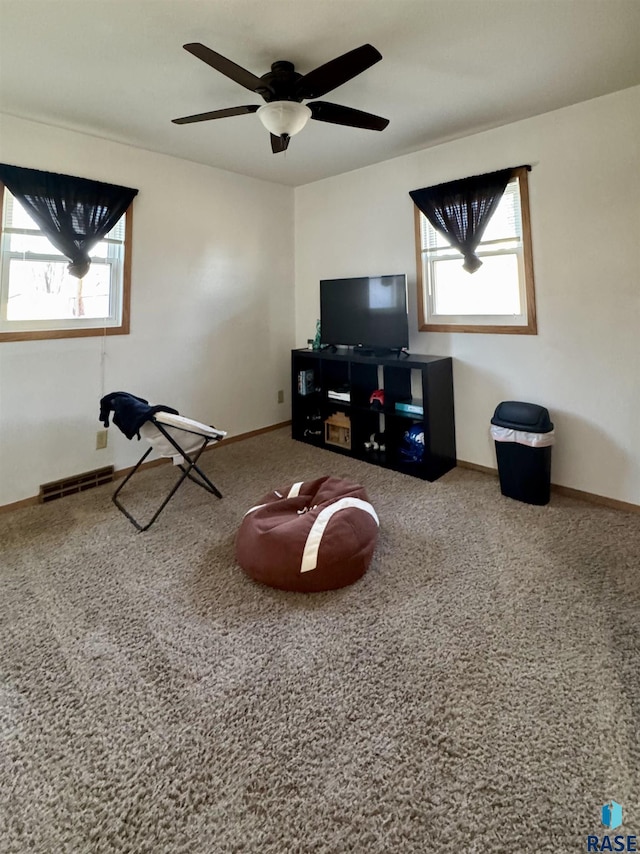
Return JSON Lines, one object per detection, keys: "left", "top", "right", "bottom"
{"left": 414, "top": 166, "right": 537, "bottom": 334}
{"left": 0, "top": 183, "right": 133, "bottom": 342}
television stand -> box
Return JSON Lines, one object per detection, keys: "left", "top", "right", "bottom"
{"left": 291, "top": 348, "right": 456, "bottom": 482}
{"left": 353, "top": 345, "right": 409, "bottom": 359}
{"left": 354, "top": 345, "right": 390, "bottom": 357}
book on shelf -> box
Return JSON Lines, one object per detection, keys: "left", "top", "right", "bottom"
{"left": 298, "top": 369, "right": 315, "bottom": 396}
{"left": 394, "top": 399, "right": 424, "bottom": 416}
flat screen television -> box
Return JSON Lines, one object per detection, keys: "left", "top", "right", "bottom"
{"left": 320, "top": 274, "right": 409, "bottom": 354}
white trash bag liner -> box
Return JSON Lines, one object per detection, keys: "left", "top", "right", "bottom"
{"left": 490, "top": 425, "right": 555, "bottom": 448}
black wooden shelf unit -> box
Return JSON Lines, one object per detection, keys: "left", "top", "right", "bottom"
{"left": 291, "top": 348, "right": 456, "bottom": 481}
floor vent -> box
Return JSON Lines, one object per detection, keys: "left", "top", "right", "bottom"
{"left": 39, "top": 466, "right": 114, "bottom": 503}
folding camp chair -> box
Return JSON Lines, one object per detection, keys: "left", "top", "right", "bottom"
{"left": 111, "top": 411, "right": 226, "bottom": 532}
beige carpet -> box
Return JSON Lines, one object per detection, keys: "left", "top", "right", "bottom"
{"left": 1, "top": 428, "right": 639, "bottom": 853}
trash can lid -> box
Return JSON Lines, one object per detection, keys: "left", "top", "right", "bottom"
{"left": 491, "top": 400, "right": 554, "bottom": 432}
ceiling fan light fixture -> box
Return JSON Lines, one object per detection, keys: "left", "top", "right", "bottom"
{"left": 257, "top": 101, "right": 312, "bottom": 137}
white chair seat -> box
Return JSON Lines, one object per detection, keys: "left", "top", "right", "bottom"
{"left": 153, "top": 411, "right": 227, "bottom": 439}
{"left": 140, "top": 415, "right": 226, "bottom": 463}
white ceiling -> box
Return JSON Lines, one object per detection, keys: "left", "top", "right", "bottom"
{"left": 1, "top": 0, "right": 640, "bottom": 187}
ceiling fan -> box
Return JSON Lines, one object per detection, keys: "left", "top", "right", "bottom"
{"left": 172, "top": 42, "right": 389, "bottom": 153}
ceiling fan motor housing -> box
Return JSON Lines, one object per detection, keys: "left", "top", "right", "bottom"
{"left": 258, "top": 61, "right": 304, "bottom": 103}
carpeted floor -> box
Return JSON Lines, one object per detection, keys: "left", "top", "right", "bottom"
{"left": 1, "top": 427, "right": 639, "bottom": 853}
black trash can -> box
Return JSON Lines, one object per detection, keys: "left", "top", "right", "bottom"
{"left": 490, "top": 401, "right": 554, "bottom": 505}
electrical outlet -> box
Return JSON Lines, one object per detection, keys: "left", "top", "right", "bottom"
{"left": 277, "top": 389, "right": 284, "bottom": 404}
{"left": 96, "top": 430, "right": 108, "bottom": 450}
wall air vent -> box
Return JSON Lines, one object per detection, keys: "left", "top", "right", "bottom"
{"left": 39, "top": 466, "right": 114, "bottom": 503}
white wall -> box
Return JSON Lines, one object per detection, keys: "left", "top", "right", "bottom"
{"left": 0, "top": 114, "right": 295, "bottom": 506}
{"left": 295, "top": 86, "right": 640, "bottom": 506}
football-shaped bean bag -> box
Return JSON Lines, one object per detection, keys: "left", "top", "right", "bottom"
{"left": 235, "top": 476, "right": 379, "bottom": 592}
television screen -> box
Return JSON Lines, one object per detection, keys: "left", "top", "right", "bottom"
{"left": 320, "top": 275, "right": 408, "bottom": 352}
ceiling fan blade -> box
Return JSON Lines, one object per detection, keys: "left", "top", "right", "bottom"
{"left": 295, "top": 44, "right": 382, "bottom": 100}
{"left": 309, "top": 101, "right": 389, "bottom": 131}
{"left": 183, "top": 43, "right": 267, "bottom": 93}
{"left": 172, "top": 105, "right": 260, "bottom": 125}
{"left": 271, "top": 134, "right": 290, "bottom": 154}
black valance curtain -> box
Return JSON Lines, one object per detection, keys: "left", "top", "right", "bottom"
{"left": 0, "top": 164, "right": 138, "bottom": 278}
{"left": 409, "top": 167, "right": 523, "bottom": 273}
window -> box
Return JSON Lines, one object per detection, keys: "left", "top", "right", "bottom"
{"left": 0, "top": 186, "right": 132, "bottom": 341}
{"left": 414, "top": 167, "right": 536, "bottom": 333}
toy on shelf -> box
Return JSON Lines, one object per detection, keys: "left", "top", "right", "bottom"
{"left": 364, "top": 431, "right": 386, "bottom": 452}
{"left": 369, "top": 389, "right": 385, "bottom": 410}
{"left": 325, "top": 412, "right": 351, "bottom": 449}
{"left": 400, "top": 424, "right": 425, "bottom": 462}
